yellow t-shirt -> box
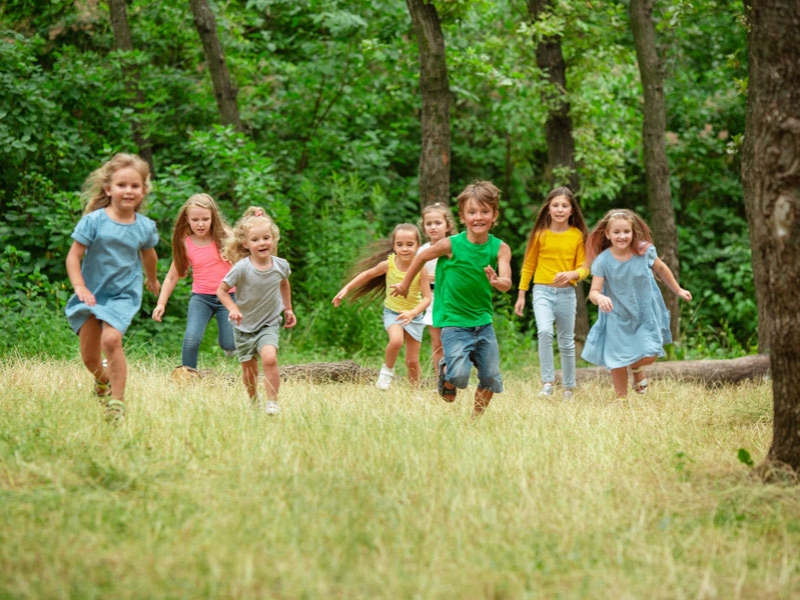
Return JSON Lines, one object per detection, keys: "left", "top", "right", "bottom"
{"left": 384, "top": 254, "right": 422, "bottom": 312}
{"left": 518, "top": 227, "right": 587, "bottom": 291}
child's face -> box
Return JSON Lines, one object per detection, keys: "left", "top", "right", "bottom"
{"left": 548, "top": 195, "right": 573, "bottom": 226}
{"left": 605, "top": 218, "right": 633, "bottom": 250}
{"left": 243, "top": 223, "right": 275, "bottom": 258}
{"left": 187, "top": 206, "right": 213, "bottom": 238}
{"left": 393, "top": 229, "right": 419, "bottom": 260}
{"left": 460, "top": 199, "right": 496, "bottom": 235}
{"left": 104, "top": 167, "right": 145, "bottom": 212}
{"left": 423, "top": 209, "right": 448, "bottom": 243}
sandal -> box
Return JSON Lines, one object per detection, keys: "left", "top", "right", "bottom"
{"left": 94, "top": 379, "right": 112, "bottom": 398}
{"left": 102, "top": 399, "right": 126, "bottom": 423}
{"left": 631, "top": 367, "right": 648, "bottom": 394}
{"left": 437, "top": 360, "right": 457, "bottom": 403}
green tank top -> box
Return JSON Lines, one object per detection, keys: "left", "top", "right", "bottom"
{"left": 432, "top": 232, "right": 501, "bottom": 328}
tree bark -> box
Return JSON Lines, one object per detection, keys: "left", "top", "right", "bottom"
{"left": 527, "top": 0, "right": 589, "bottom": 350}
{"left": 108, "top": 0, "right": 153, "bottom": 173}
{"left": 629, "top": 0, "right": 682, "bottom": 342}
{"left": 189, "top": 0, "right": 241, "bottom": 131}
{"left": 741, "top": 0, "right": 800, "bottom": 475}
{"left": 406, "top": 0, "right": 451, "bottom": 207}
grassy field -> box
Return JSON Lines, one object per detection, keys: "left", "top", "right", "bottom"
{"left": 0, "top": 356, "right": 797, "bottom": 599}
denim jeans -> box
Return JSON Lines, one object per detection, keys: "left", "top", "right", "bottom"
{"left": 440, "top": 324, "right": 503, "bottom": 393}
{"left": 182, "top": 292, "right": 236, "bottom": 368}
{"left": 532, "top": 285, "right": 576, "bottom": 389}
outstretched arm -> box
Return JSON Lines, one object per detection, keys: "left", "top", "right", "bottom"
{"left": 391, "top": 238, "right": 452, "bottom": 298}
{"left": 485, "top": 242, "right": 513, "bottom": 292}
{"left": 217, "top": 281, "right": 241, "bottom": 325}
{"left": 395, "top": 268, "right": 432, "bottom": 325}
{"left": 652, "top": 258, "right": 692, "bottom": 301}
{"left": 332, "top": 261, "right": 389, "bottom": 307}
{"left": 152, "top": 262, "right": 182, "bottom": 321}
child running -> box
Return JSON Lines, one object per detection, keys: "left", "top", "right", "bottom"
{"left": 152, "top": 193, "right": 236, "bottom": 369}
{"left": 581, "top": 209, "right": 692, "bottom": 400}
{"left": 392, "top": 181, "right": 512, "bottom": 418}
{"left": 514, "top": 187, "right": 588, "bottom": 399}
{"left": 332, "top": 224, "right": 432, "bottom": 390}
{"left": 216, "top": 208, "right": 296, "bottom": 415}
{"left": 65, "top": 153, "right": 160, "bottom": 421}
{"left": 418, "top": 202, "right": 458, "bottom": 377}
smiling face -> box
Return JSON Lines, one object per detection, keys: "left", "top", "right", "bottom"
{"left": 103, "top": 167, "right": 145, "bottom": 214}
{"left": 547, "top": 195, "right": 573, "bottom": 229}
{"left": 423, "top": 209, "right": 448, "bottom": 244}
{"left": 460, "top": 199, "right": 497, "bottom": 239}
{"left": 393, "top": 228, "right": 420, "bottom": 261}
{"left": 605, "top": 218, "right": 634, "bottom": 252}
{"left": 243, "top": 223, "right": 275, "bottom": 260}
{"left": 187, "top": 206, "right": 213, "bottom": 240}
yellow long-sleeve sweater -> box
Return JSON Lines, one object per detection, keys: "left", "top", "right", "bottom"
{"left": 518, "top": 227, "right": 587, "bottom": 291}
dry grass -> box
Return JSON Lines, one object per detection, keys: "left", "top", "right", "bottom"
{"left": 0, "top": 356, "right": 797, "bottom": 599}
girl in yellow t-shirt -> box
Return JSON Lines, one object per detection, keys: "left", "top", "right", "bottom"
{"left": 515, "top": 187, "right": 588, "bottom": 399}
{"left": 332, "top": 224, "right": 431, "bottom": 390}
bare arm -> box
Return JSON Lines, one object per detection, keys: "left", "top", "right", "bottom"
{"left": 587, "top": 276, "right": 613, "bottom": 313}
{"left": 66, "top": 240, "right": 95, "bottom": 306}
{"left": 217, "top": 281, "right": 241, "bottom": 325}
{"left": 652, "top": 258, "right": 692, "bottom": 301}
{"left": 152, "top": 261, "right": 182, "bottom": 321}
{"left": 141, "top": 248, "right": 160, "bottom": 296}
{"left": 332, "top": 261, "right": 389, "bottom": 307}
{"left": 485, "top": 242, "right": 513, "bottom": 293}
{"left": 394, "top": 268, "right": 432, "bottom": 325}
{"left": 391, "top": 238, "right": 452, "bottom": 298}
{"left": 280, "top": 278, "right": 296, "bottom": 328}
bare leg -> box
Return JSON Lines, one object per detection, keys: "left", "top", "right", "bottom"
{"left": 404, "top": 332, "right": 422, "bottom": 388}
{"left": 610, "top": 367, "right": 628, "bottom": 398}
{"left": 241, "top": 358, "right": 260, "bottom": 401}
{"left": 630, "top": 356, "right": 656, "bottom": 387}
{"left": 78, "top": 316, "right": 106, "bottom": 384}
{"left": 473, "top": 387, "right": 494, "bottom": 418}
{"left": 384, "top": 325, "right": 405, "bottom": 369}
{"left": 430, "top": 326, "right": 443, "bottom": 376}
{"left": 100, "top": 324, "right": 125, "bottom": 402}
{"left": 260, "top": 345, "right": 280, "bottom": 401}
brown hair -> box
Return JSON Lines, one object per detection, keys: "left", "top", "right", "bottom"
{"left": 170, "top": 194, "right": 232, "bottom": 277}
{"left": 585, "top": 209, "right": 653, "bottom": 266}
{"left": 456, "top": 180, "right": 501, "bottom": 229}
{"left": 82, "top": 153, "right": 151, "bottom": 214}
{"left": 340, "top": 223, "right": 421, "bottom": 304}
{"left": 521, "top": 186, "right": 588, "bottom": 264}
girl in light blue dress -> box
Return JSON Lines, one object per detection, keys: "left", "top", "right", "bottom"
{"left": 65, "top": 154, "right": 160, "bottom": 420}
{"left": 581, "top": 209, "right": 692, "bottom": 400}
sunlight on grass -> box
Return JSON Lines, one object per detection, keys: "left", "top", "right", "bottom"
{"left": 0, "top": 357, "right": 796, "bottom": 599}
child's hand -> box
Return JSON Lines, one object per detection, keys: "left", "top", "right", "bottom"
{"left": 152, "top": 304, "right": 165, "bottom": 322}
{"left": 390, "top": 282, "right": 409, "bottom": 298}
{"left": 395, "top": 310, "right": 414, "bottom": 325}
{"left": 146, "top": 278, "right": 161, "bottom": 296}
{"left": 283, "top": 309, "right": 297, "bottom": 328}
{"left": 484, "top": 265, "right": 503, "bottom": 289}
{"left": 332, "top": 289, "right": 347, "bottom": 307}
{"left": 514, "top": 297, "right": 525, "bottom": 317}
{"left": 597, "top": 294, "right": 613, "bottom": 313}
{"left": 228, "top": 310, "right": 243, "bottom": 326}
{"left": 552, "top": 271, "right": 575, "bottom": 286}
{"left": 678, "top": 288, "right": 692, "bottom": 302}
{"left": 75, "top": 285, "right": 96, "bottom": 307}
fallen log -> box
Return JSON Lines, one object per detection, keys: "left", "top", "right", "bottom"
{"left": 575, "top": 354, "right": 770, "bottom": 386}
{"left": 170, "top": 360, "right": 379, "bottom": 385}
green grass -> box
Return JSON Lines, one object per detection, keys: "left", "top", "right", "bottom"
{"left": 1, "top": 356, "right": 797, "bottom": 599}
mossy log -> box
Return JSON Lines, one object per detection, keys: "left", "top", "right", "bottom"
{"left": 575, "top": 354, "right": 770, "bottom": 386}
{"left": 170, "top": 360, "right": 379, "bottom": 385}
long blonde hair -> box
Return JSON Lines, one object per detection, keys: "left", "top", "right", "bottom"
{"left": 171, "top": 194, "right": 232, "bottom": 277}
{"left": 223, "top": 206, "right": 281, "bottom": 264}
{"left": 82, "top": 153, "right": 151, "bottom": 214}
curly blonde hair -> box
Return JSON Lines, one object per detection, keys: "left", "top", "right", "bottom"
{"left": 223, "top": 206, "right": 281, "bottom": 264}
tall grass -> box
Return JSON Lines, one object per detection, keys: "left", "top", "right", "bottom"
{"left": 0, "top": 357, "right": 797, "bottom": 599}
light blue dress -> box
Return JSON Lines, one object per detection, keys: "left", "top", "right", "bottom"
{"left": 65, "top": 209, "right": 159, "bottom": 335}
{"left": 581, "top": 244, "right": 671, "bottom": 369}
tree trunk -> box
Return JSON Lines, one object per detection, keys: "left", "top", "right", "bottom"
{"left": 189, "top": 0, "right": 241, "bottom": 131}
{"left": 629, "top": 0, "right": 682, "bottom": 342}
{"left": 406, "top": 0, "right": 451, "bottom": 207}
{"left": 741, "top": 0, "right": 800, "bottom": 475}
{"left": 527, "top": 0, "right": 589, "bottom": 351}
{"left": 107, "top": 0, "right": 153, "bottom": 174}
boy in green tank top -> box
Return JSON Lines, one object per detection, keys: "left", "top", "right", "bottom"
{"left": 392, "top": 181, "right": 512, "bottom": 417}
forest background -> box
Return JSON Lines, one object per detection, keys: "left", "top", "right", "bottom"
{"left": 0, "top": 0, "right": 754, "bottom": 366}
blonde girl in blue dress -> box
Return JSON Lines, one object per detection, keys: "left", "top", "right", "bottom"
{"left": 581, "top": 209, "right": 692, "bottom": 400}
{"left": 65, "top": 153, "right": 160, "bottom": 421}
{"left": 332, "top": 224, "right": 432, "bottom": 391}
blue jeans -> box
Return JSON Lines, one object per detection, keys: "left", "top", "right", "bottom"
{"left": 440, "top": 324, "right": 503, "bottom": 393}
{"left": 532, "top": 285, "right": 576, "bottom": 389}
{"left": 182, "top": 292, "right": 236, "bottom": 368}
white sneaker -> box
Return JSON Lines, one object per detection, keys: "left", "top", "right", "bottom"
{"left": 376, "top": 364, "right": 395, "bottom": 390}
{"left": 562, "top": 390, "right": 574, "bottom": 400}
{"left": 224, "top": 349, "right": 237, "bottom": 358}
{"left": 264, "top": 400, "right": 280, "bottom": 415}
{"left": 538, "top": 383, "right": 554, "bottom": 397}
